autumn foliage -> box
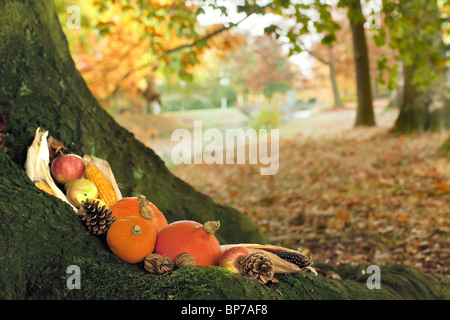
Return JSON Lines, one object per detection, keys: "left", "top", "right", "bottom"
{"left": 65, "top": 0, "right": 246, "bottom": 105}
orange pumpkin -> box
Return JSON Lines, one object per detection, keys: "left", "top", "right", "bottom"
{"left": 110, "top": 195, "right": 168, "bottom": 233}
{"left": 106, "top": 217, "right": 157, "bottom": 264}
{"left": 154, "top": 220, "right": 222, "bottom": 266}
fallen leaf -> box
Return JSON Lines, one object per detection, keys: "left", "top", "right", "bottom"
{"left": 395, "top": 215, "right": 408, "bottom": 223}
{"left": 435, "top": 181, "right": 449, "bottom": 192}
{"left": 47, "top": 136, "right": 67, "bottom": 158}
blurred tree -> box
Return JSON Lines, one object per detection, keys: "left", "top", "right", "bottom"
{"left": 230, "top": 0, "right": 377, "bottom": 126}
{"left": 158, "top": 33, "right": 300, "bottom": 112}
{"left": 339, "top": 0, "right": 376, "bottom": 126}
{"left": 378, "top": 0, "right": 449, "bottom": 133}
{"left": 216, "top": 37, "right": 259, "bottom": 109}
{"left": 308, "top": 18, "right": 352, "bottom": 108}
{"left": 308, "top": 10, "right": 394, "bottom": 108}
{"left": 245, "top": 35, "right": 295, "bottom": 100}
{"left": 60, "top": 0, "right": 246, "bottom": 113}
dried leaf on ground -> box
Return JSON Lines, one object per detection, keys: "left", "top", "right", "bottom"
{"left": 173, "top": 128, "right": 450, "bottom": 276}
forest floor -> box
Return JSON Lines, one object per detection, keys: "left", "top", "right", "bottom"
{"left": 116, "top": 100, "right": 450, "bottom": 277}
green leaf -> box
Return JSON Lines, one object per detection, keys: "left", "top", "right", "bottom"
{"left": 321, "top": 34, "right": 336, "bottom": 45}
{"left": 196, "top": 7, "right": 205, "bottom": 16}
{"left": 373, "top": 28, "right": 386, "bottom": 47}
{"left": 179, "top": 70, "right": 194, "bottom": 82}
{"left": 264, "top": 24, "right": 280, "bottom": 35}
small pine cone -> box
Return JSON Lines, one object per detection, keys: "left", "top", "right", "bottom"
{"left": 77, "top": 199, "right": 115, "bottom": 236}
{"left": 175, "top": 252, "right": 196, "bottom": 268}
{"left": 241, "top": 252, "right": 274, "bottom": 284}
{"left": 144, "top": 254, "right": 174, "bottom": 274}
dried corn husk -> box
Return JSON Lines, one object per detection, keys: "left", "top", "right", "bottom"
{"left": 34, "top": 181, "right": 56, "bottom": 196}
{"left": 220, "top": 243, "right": 317, "bottom": 275}
{"left": 82, "top": 155, "right": 122, "bottom": 202}
{"left": 25, "top": 128, "right": 76, "bottom": 211}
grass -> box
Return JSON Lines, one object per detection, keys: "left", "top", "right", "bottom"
{"left": 165, "top": 107, "right": 250, "bottom": 130}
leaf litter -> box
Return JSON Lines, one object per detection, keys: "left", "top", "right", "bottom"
{"left": 173, "top": 126, "right": 450, "bottom": 277}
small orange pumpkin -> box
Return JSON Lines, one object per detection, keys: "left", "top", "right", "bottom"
{"left": 106, "top": 217, "right": 157, "bottom": 264}
{"left": 110, "top": 195, "right": 168, "bottom": 233}
{"left": 154, "top": 220, "right": 222, "bottom": 266}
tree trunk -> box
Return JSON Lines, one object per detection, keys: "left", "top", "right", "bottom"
{"left": 394, "top": 67, "right": 450, "bottom": 133}
{"left": 328, "top": 46, "right": 343, "bottom": 107}
{"left": 392, "top": 0, "right": 449, "bottom": 134}
{"left": 0, "top": 0, "right": 449, "bottom": 300}
{"left": 349, "top": 1, "right": 376, "bottom": 127}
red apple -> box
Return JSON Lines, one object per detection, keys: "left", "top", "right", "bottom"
{"left": 65, "top": 179, "right": 98, "bottom": 207}
{"left": 51, "top": 154, "right": 85, "bottom": 185}
{"left": 218, "top": 245, "right": 252, "bottom": 273}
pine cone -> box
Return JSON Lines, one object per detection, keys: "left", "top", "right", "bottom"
{"left": 241, "top": 251, "right": 275, "bottom": 284}
{"left": 77, "top": 199, "right": 115, "bottom": 235}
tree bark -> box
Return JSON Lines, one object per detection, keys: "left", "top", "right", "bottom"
{"left": 394, "top": 67, "right": 450, "bottom": 133}
{"left": 0, "top": 0, "right": 449, "bottom": 300}
{"left": 304, "top": 46, "right": 343, "bottom": 108}
{"left": 349, "top": 1, "right": 376, "bottom": 127}
{"left": 391, "top": 0, "right": 450, "bottom": 134}
{"left": 328, "top": 46, "right": 343, "bottom": 107}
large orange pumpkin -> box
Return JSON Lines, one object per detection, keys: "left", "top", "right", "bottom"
{"left": 154, "top": 220, "right": 222, "bottom": 266}
{"left": 110, "top": 195, "right": 168, "bottom": 233}
{"left": 106, "top": 217, "right": 157, "bottom": 264}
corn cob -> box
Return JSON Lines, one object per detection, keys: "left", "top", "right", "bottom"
{"left": 35, "top": 181, "right": 56, "bottom": 196}
{"left": 84, "top": 164, "right": 117, "bottom": 208}
{"left": 220, "top": 243, "right": 317, "bottom": 275}
{"left": 269, "top": 250, "right": 312, "bottom": 269}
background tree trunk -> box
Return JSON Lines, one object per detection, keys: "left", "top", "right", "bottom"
{"left": 390, "top": 0, "right": 449, "bottom": 134}
{"left": 394, "top": 67, "right": 450, "bottom": 133}
{"left": 0, "top": 0, "right": 449, "bottom": 300}
{"left": 349, "top": 0, "right": 376, "bottom": 127}
{"left": 329, "top": 46, "right": 343, "bottom": 108}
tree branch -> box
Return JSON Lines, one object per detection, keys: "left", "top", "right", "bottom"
{"left": 109, "top": 6, "right": 262, "bottom": 96}
{"left": 298, "top": 41, "right": 331, "bottom": 66}
{"left": 164, "top": 24, "right": 229, "bottom": 55}
{"left": 163, "top": 5, "right": 267, "bottom": 55}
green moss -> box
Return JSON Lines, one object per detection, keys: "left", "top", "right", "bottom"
{"left": 64, "top": 253, "right": 280, "bottom": 300}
